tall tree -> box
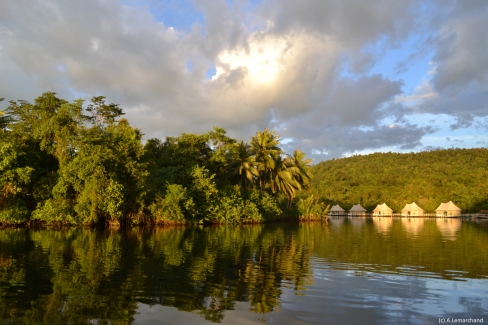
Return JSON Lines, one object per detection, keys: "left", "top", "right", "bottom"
{"left": 250, "top": 129, "right": 282, "bottom": 191}
{"left": 289, "top": 150, "right": 313, "bottom": 189}
{"left": 269, "top": 155, "right": 301, "bottom": 208}
{"left": 228, "top": 141, "right": 258, "bottom": 187}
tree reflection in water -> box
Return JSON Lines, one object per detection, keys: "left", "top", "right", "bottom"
{"left": 0, "top": 221, "right": 487, "bottom": 324}
{"left": 0, "top": 224, "right": 315, "bottom": 324}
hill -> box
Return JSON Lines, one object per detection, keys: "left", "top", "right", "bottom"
{"left": 310, "top": 148, "right": 488, "bottom": 213}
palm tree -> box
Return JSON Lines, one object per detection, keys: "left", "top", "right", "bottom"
{"left": 250, "top": 129, "right": 282, "bottom": 191}
{"left": 228, "top": 141, "right": 258, "bottom": 187}
{"left": 269, "top": 154, "right": 301, "bottom": 208}
{"left": 289, "top": 150, "right": 313, "bottom": 188}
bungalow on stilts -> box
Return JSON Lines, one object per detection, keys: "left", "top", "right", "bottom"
{"left": 348, "top": 204, "right": 367, "bottom": 216}
{"left": 372, "top": 203, "right": 393, "bottom": 216}
{"left": 329, "top": 204, "right": 346, "bottom": 216}
{"left": 435, "top": 201, "right": 461, "bottom": 217}
{"left": 401, "top": 202, "right": 424, "bottom": 217}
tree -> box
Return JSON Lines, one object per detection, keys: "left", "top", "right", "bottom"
{"left": 228, "top": 141, "right": 258, "bottom": 187}
{"left": 4, "top": 92, "right": 83, "bottom": 166}
{"left": 250, "top": 129, "right": 282, "bottom": 191}
{"left": 0, "top": 93, "right": 73, "bottom": 222}
{"left": 207, "top": 126, "right": 236, "bottom": 187}
{"left": 1, "top": 93, "right": 147, "bottom": 225}
{"left": 269, "top": 155, "right": 300, "bottom": 208}
{"left": 0, "top": 138, "right": 34, "bottom": 223}
{"left": 289, "top": 150, "right": 313, "bottom": 189}
{"left": 83, "top": 96, "right": 125, "bottom": 129}
{"left": 35, "top": 118, "right": 148, "bottom": 225}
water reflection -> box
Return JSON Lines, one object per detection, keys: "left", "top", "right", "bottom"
{"left": 0, "top": 220, "right": 487, "bottom": 324}
{"left": 349, "top": 217, "right": 367, "bottom": 231}
{"left": 372, "top": 217, "right": 393, "bottom": 235}
{"left": 436, "top": 218, "right": 462, "bottom": 240}
{"left": 401, "top": 218, "right": 425, "bottom": 237}
{"left": 328, "top": 216, "right": 344, "bottom": 227}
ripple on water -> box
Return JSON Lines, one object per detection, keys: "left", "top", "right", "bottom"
{"left": 311, "top": 254, "right": 476, "bottom": 282}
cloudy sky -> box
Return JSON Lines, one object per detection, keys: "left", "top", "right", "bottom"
{"left": 1, "top": 0, "right": 487, "bottom": 161}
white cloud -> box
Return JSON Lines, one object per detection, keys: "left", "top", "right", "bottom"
{"left": 1, "top": 0, "right": 487, "bottom": 160}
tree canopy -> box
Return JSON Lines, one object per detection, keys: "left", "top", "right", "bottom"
{"left": 0, "top": 92, "right": 318, "bottom": 226}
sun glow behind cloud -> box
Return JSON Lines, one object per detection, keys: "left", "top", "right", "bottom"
{"left": 199, "top": 31, "right": 341, "bottom": 131}
{"left": 212, "top": 34, "right": 288, "bottom": 86}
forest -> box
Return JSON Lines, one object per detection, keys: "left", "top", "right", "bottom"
{"left": 2, "top": 92, "right": 487, "bottom": 226}
{"left": 311, "top": 149, "right": 488, "bottom": 213}
{"left": 0, "top": 93, "right": 323, "bottom": 226}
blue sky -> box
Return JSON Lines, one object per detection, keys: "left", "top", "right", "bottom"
{"left": 1, "top": 0, "right": 487, "bottom": 161}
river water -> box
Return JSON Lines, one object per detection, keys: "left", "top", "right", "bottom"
{"left": 0, "top": 217, "right": 487, "bottom": 324}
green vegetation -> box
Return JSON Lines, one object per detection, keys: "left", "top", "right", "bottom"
{"left": 3, "top": 92, "right": 485, "bottom": 225}
{"left": 297, "top": 194, "right": 330, "bottom": 220}
{"left": 0, "top": 92, "right": 318, "bottom": 226}
{"left": 311, "top": 149, "right": 488, "bottom": 213}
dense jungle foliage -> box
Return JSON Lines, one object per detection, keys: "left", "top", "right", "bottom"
{"left": 311, "top": 149, "right": 488, "bottom": 213}
{"left": 0, "top": 93, "right": 321, "bottom": 226}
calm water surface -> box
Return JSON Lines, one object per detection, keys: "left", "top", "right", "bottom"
{"left": 0, "top": 218, "right": 487, "bottom": 324}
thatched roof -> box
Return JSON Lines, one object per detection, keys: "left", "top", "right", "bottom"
{"left": 401, "top": 202, "right": 424, "bottom": 212}
{"left": 373, "top": 203, "right": 393, "bottom": 212}
{"left": 330, "top": 204, "right": 345, "bottom": 212}
{"left": 435, "top": 201, "right": 461, "bottom": 211}
{"left": 349, "top": 204, "right": 367, "bottom": 212}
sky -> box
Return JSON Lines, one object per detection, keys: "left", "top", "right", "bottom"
{"left": 1, "top": 0, "right": 487, "bottom": 161}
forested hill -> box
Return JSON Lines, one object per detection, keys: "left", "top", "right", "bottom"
{"left": 310, "top": 148, "right": 488, "bottom": 213}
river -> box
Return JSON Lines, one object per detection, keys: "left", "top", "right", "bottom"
{"left": 0, "top": 217, "right": 487, "bottom": 324}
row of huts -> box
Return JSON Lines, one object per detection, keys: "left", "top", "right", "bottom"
{"left": 329, "top": 201, "right": 462, "bottom": 217}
